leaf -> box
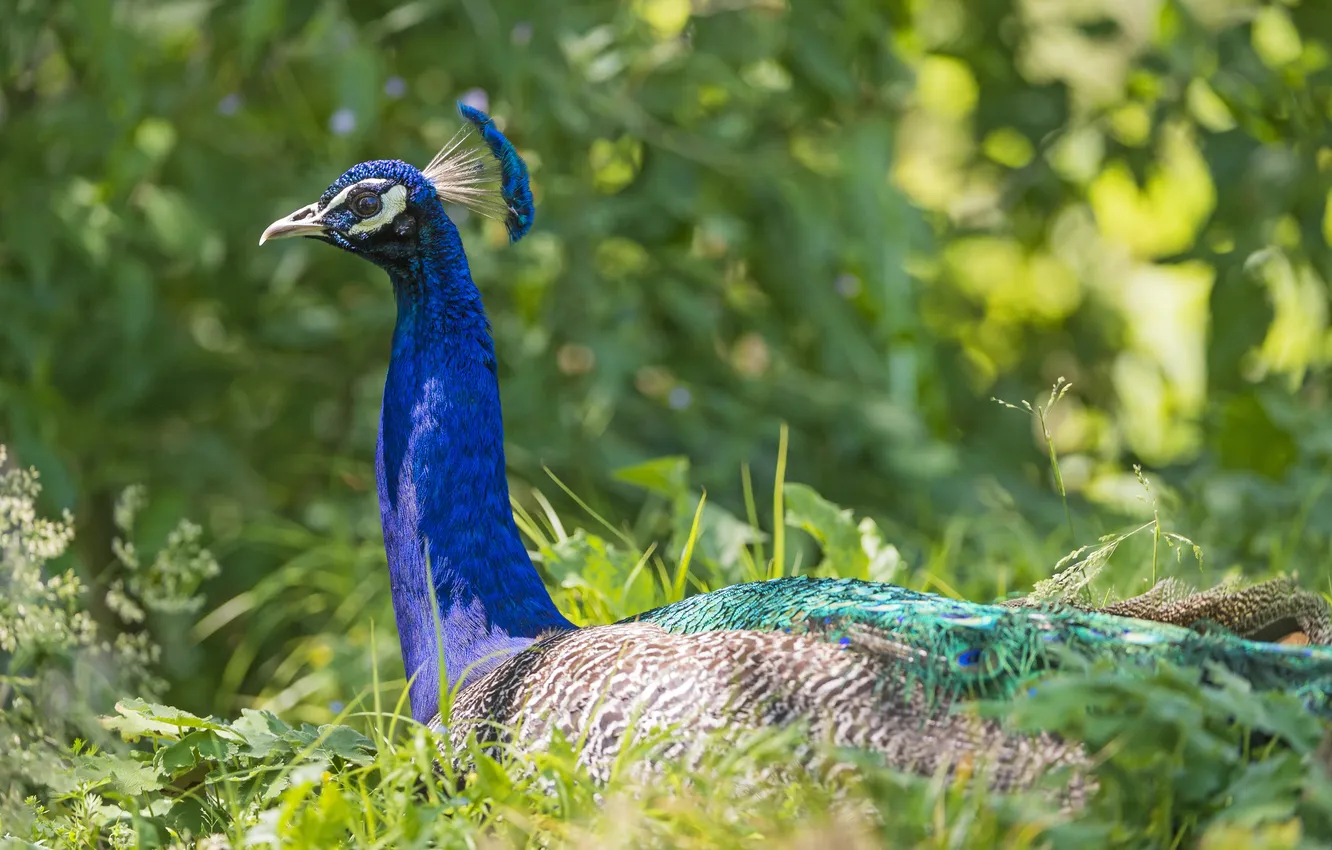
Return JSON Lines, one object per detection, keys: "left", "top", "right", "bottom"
{"left": 857, "top": 516, "right": 902, "bottom": 583}
{"left": 231, "top": 708, "right": 294, "bottom": 759}
{"left": 165, "top": 796, "right": 211, "bottom": 841}
{"left": 274, "top": 721, "right": 374, "bottom": 765}
{"left": 282, "top": 723, "right": 323, "bottom": 750}
{"left": 49, "top": 753, "right": 166, "bottom": 798}
{"left": 782, "top": 483, "right": 900, "bottom": 581}
{"left": 312, "top": 724, "right": 376, "bottom": 765}
{"left": 1210, "top": 756, "right": 1303, "bottom": 829}
{"left": 1200, "top": 664, "right": 1320, "bottom": 751}
{"left": 613, "top": 456, "right": 690, "bottom": 498}
{"left": 543, "top": 529, "right": 654, "bottom": 614}
{"left": 155, "top": 729, "right": 237, "bottom": 776}
{"left": 103, "top": 699, "right": 240, "bottom": 743}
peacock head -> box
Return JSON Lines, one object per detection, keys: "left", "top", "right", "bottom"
{"left": 259, "top": 103, "right": 533, "bottom": 273}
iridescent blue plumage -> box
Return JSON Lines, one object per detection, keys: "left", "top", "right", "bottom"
{"left": 261, "top": 107, "right": 1332, "bottom": 795}
{"left": 261, "top": 106, "right": 570, "bottom": 722}
{"left": 457, "top": 103, "right": 533, "bottom": 242}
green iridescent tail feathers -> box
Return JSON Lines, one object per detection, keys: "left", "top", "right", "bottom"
{"left": 631, "top": 574, "right": 1332, "bottom": 714}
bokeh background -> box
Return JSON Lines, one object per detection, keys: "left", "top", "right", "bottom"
{"left": 4, "top": 0, "right": 1332, "bottom": 724}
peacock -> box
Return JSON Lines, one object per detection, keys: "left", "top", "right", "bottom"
{"left": 260, "top": 104, "right": 1332, "bottom": 796}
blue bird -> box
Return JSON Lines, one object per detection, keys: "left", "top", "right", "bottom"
{"left": 261, "top": 104, "right": 1332, "bottom": 796}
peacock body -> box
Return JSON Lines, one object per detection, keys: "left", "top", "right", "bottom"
{"left": 260, "top": 105, "right": 1332, "bottom": 796}
{"left": 446, "top": 618, "right": 1091, "bottom": 797}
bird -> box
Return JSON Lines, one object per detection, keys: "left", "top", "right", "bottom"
{"left": 260, "top": 103, "right": 1332, "bottom": 798}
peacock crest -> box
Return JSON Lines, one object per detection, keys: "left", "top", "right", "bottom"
{"left": 422, "top": 103, "right": 534, "bottom": 243}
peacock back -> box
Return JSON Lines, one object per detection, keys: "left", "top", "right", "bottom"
{"left": 439, "top": 575, "right": 1332, "bottom": 800}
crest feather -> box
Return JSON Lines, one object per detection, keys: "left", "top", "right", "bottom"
{"left": 421, "top": 103, "right": 534, "bottom": 242}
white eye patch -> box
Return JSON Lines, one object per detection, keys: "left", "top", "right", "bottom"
{"left": 320, "top": 178, "right": 392, "bottom": 216}
{"left": 347, "top": 184, "right": 409, "bottom": 236}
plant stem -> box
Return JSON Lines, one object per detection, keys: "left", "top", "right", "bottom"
{"left": 771, "top": 423, "right": 789, "bottom": 580}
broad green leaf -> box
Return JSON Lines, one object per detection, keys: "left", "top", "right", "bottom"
{"left": 613, "top": 456, "right": 690, "bottom": 498}
{"left": 782, "top": 483, "right": 900, "bottom": 581}
{"left": 232, "top": 708, "right": 294, "bottom": 759}
{"left": 155, "top": 729, "right": 237, "bottom": 776}
{"left": 312, "top": 724, "right": 376, "bottom": 765}
{"left": 49, "top": 753, "right": 166, "bottom": 798}
{"left": 103, "top": 699, "right": 241, "bottom": 743}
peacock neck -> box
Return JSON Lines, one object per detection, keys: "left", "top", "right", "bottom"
{"left": 375, "top": 222, "right": 573, "bottom": 722}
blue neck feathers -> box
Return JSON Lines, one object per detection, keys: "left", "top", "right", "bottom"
{"left": 375, "top": 211, "right": 573, "bottom": 722}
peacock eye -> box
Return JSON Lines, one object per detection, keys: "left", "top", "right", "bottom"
{"left": 350, "top": 191, "right": 382, "bottom": 218}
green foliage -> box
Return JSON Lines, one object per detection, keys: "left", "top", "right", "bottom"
{"left": 0, "top": 449, "right": 216, "bottom": 830}
{"left": 13, "top": 699, "right": 376, "bottom": 848}
{"left": 1007, "top": 662, "right": 1324, "bottom": 834}
{"left": 110, "top": 486, "right": 220, "bottom": 617}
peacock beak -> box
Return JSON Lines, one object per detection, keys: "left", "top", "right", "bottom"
{"left": 259, "top": 203, "right": 327, "bottom": 245}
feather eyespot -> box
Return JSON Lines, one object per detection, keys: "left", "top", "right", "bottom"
{"left": 956, "top": 648, "right": 982, "bottom": 668}
{"left": 349, "top": 190, "right": 382, "bottom": 219}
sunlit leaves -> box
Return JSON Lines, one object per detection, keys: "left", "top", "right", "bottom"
{"left": 916, "top": 55, "right": 978, "bottom": 120}
{"left": 1089, "top": 124, "right": 1216, "bottom": 259}
{"left": 588, "top": 136, "right": 644, "bottom": 194}
{"left": 981, "top": 128, "right": 1035, "bottom": 169}
{"left": 1109, "top": 260, "right": 1214, "bottom": 463}
{"left": 1186, "top": 78, "right": 1237, "bottom": 133}
{"left": 1247, "top": 251, "right": 1331, "bottom": 388}
{"left": 633, "top": 0, "right": 692, "bottom": 40}
{"left": 1252, "top": 6, "right": 1304, "bottom": 69}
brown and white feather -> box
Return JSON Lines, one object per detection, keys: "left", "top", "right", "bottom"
{"left": 433, "top": 623, "right": 1090, "bottom": 800}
